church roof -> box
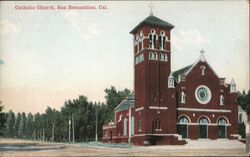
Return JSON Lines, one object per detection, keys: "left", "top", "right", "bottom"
{"left": 130, "top": 15, "right": 174, "bottom": 33}
{"left": 115, "top": 95, "right": 135, "bottom": 113}
{"left": 172, "top": 64, "right": 193, "bottom": 80}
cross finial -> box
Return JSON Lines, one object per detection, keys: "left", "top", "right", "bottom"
{"left": 148, "top": 3, "right": 154, "bottom": 15}
{"left": 200, "top": 49, "right": 205, "bottom": 62}
{"left": 200, "top": 49, "right": 205, "bottom": 55}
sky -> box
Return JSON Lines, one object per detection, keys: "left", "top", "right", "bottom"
{"left": 0, "top": 1, "right": 249, "bottom": 114}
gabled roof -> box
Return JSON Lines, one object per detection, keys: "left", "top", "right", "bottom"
{"left": 115, "top": 95, "right": 135, "bottom": 113}
{"left": 172, "top": 55, "right": 219, "bottom": 81}
{"left": 130, "top": 15, "right": 174, "bottom": 34}
{"left": 172, "top": 64, "right": 193, "bottom": 80}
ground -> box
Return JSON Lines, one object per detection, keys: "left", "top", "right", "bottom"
{"left": 0, "top": 138, "right": 247, "bottom": 156}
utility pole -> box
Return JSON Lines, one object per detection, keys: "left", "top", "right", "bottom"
{"left": 42, "top": 127, "right": 45, "bottom": 142}
{"left": 33, "top": 117, "right": 35, "bottom": 141}
{"left": 72, "top": 114, "right": 75, "bottom": 143}
{"left": 95, "top": 106, "right": 98, "bottom": 142}
{"left": 69, "top": 115, "right": 71, "bottom": 144}
{"left": 52, "top": 123, "right": 55, "bottom": 142}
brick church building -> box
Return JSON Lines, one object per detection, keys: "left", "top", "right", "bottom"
{"left": 102, "top": 13, "right": 239, "bottom": 145}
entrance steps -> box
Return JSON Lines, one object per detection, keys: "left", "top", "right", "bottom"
{"left": 185, "top": 139, "right": 245, "bottom": 149}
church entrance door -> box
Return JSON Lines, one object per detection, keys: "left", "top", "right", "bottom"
{"left": 218, "top": 125, "right": 226, "bottom": 138}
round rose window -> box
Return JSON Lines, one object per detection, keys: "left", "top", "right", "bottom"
{"left": 195, "top": 85, "right": 211, "bottom": 104}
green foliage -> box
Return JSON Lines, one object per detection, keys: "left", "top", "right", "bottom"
{"left": 0, "top": 101, "right": 7, "bottom": 136}
{"left": 1, "top": 86, "right": 132, "bottom": 142}
{"left": 5, "top": 110, "right": 15, "bottom": 137}
{"left": 238, "top": 90, "right": 250, "bottom": 115}
{"left": 26, "top": 112, "right": 33, "bottom": 138}
{"left": 14, "top": 113, "right": 21, "bottom": 137}
{"left": 18, "top": 112, "right": 26, "bottom": 138}
{"left": 104, "top": 86, "right": 131, "bottom": 123}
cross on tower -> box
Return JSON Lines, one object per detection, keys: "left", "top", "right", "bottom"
{"left": 200, "top": 49, "right": 205, "bottom": 55}
{"left": 148, "top": 3, "right": 154, "bottom": 15}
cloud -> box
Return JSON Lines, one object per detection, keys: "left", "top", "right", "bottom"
{"left": 172, "top": 29, "right": 210, "bottom": 50}
{"left": 63, "top": 12, "right": 99, "bottom": 40}
{"left": 0, "top": 20, "right": 20, "bottom": 35}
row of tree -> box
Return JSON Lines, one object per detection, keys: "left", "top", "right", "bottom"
{"left": 1, "top": 86, "right": 131, "bottom": 142}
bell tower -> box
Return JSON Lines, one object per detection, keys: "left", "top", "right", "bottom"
{"left": 130, "top": 12, "right": 175, "bottom": 136}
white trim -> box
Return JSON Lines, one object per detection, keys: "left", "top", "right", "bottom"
{"left": 115, "top": 99, "right": 127, "bottom": 110}
{"left": 177, "top": 108, "right": 231, "bottom": 113}
{"left": 195, "top": 85, "right": 212, "bottom": 104}
{"left": 181, "top": 123, "right": 231, "bottom": 126}
{"left": 133, "top": 133, "right": 179, "bottom": 137}
{"left": 177, "top": 114, "right": 191, "bottom": 123}
{"left": 135, "top": 106, "right": 144, "bottom": 112}
{"left": 103, "top": 125, "right": 117, "bottom": 129}
{"left": 216, "top": 116, "right": 230, "bottom": 124}
{"left": 149, "top": 106, "right": 168, "bottom": 110}
{"left": 197, "top": 115, "right": 211, "bottom": 123}
{"left": 184, "top": 58, "right": 219, "bottom": 78}
{"left": 230, "top": 134, "right": 242, "bottom": 139}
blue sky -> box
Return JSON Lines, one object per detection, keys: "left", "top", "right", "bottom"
{"left": 0, "top": 1, "right": 249, "bottom": 113}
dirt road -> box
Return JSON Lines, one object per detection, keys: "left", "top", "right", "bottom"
{"left": 0, "top": 138, "right": 247, "bottom": 156}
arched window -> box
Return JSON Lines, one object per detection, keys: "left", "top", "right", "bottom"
{"left": 163, "top": 54, "right": 168, "bottom": 61}
{"left": 149, "top": 29, "right": 157, "bottom": 49}
{"left": 149, "top": 52, "right": 154, "bottom": 60}
{"left": 199, "top": 117, "right": 209, "bottom": 124}
{"left": 149, "top": 52, "right": 158, "bottom": 60}
{"left": 154, "top": 52, "right": 158, "bottom": 60}
{"left": 155, "top": 118, "right": 161, "bottom": 130}
{"left": 131, "top": 116, "right": 135, "bottom": 135}
{"left": 218, "top": 118, "right": 228, "bottom": 138}
{"left": 199, "top": 117, "right": 209, "bottom": 138}
{"left": 168, "top": 74, "right": 175, "bottom": 88}
{"left": 177, "top": 116, "right": 189, "bottom": 138}
{"left": 220, "top": 95, "right": 224, "bottom": 106}
{"left": 159, "top": 31, "right": 166, "bottom": 50}
{"left": 123, "top": 118, "right": 127, "bottom": 136}
{"left": 178, "top": 117, "right": 189, "bottom": 124}
{"left": 218, "top": 118, "right": 227, "bottom": 125}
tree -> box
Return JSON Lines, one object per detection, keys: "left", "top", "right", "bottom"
{"left": 5, "top": 110, "right": 15, "bottom": 137}
{"left": 104, "top": 86, "right": 131, "bottom": 123}
{"left": 26, "top": 112, "right": 33, "bottom": 139}
{"left": 0, "top": 101, "right": 6, "bottom": 136}
{"left": 18, "top": 112, "right": 27, "bottom": 138}
{"left": 14, "top": 112, "right": 21, "bottom": 137}
{"left": 238, "top": 90, "right": 250, "bottom": 115}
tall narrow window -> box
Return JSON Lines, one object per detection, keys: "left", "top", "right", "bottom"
{"left": 177, "top": 116, "right": 189, "bottom": 138}
{"left": 131, "top": 116, "right": 135, "bottom": 135}
{"left": 138, "top": 118, "right": 142, "bottom": 131}
{"left": 199, "top": 117, "right": 209, "bottom": 138}
{"left": 123, "top": 118, "right": 127, "bottom": 136}
{"left": 159, "top": 31, "right": 166, "bottom": 50}
{"left": 220, "top": 95, "right": 224, "bottom": 106}
{"left": 139, "top": 30, "right": 144, "bottom": 50}
{"left": 149, "top": 29, "right": 157, "bottom": 49}
{"left": 218, "top": 118, "right": 227, "bottom": 138}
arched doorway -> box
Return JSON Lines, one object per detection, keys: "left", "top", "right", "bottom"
{"left": 177, "top": 116, "right": 189, "bottom": 138}
{"left": 218, "top": 118, "right": 227, "bottom": 138}
{"left": 199, "top": 117, "right": 209, "bottom": 138}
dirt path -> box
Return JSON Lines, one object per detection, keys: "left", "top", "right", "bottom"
{"left": 0, "top": 138, "right": 247, "bottom": 156}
